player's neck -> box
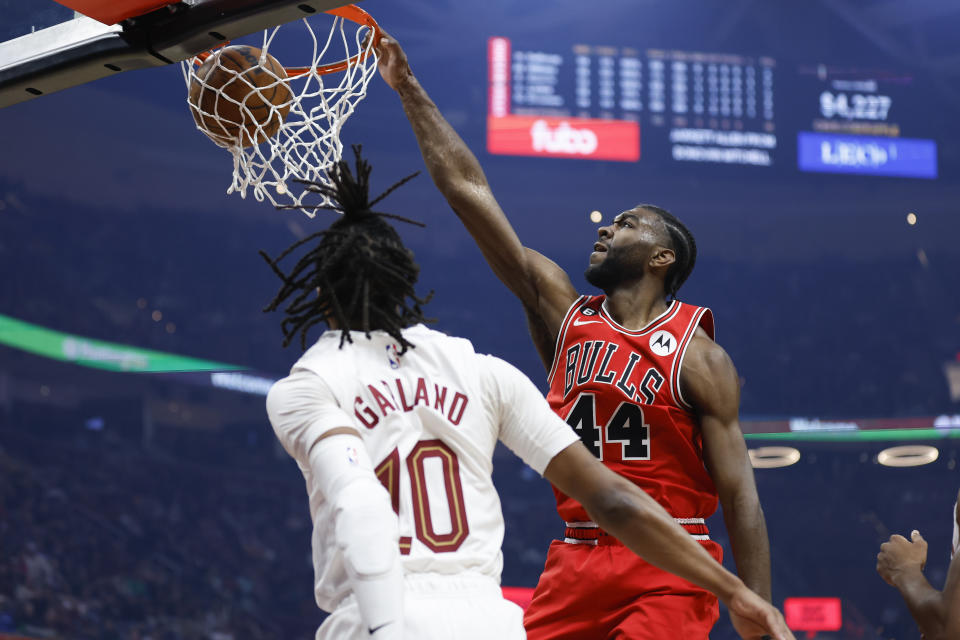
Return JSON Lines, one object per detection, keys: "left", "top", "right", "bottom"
{"left": 602, "top": 281, "right": 670, "bottom": 330}
{"left": 324, "top": 316, "right": 399, "bottom": 333}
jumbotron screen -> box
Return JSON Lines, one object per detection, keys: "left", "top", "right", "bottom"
{"left": 486, "top": 36, "right": 937, "bottom": 179}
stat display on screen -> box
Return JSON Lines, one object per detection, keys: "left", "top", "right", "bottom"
{"left": 488, "top": 37, "right": 776, "bottom": 166}
{"left": 794, "top": 64, "right": 938, "bottom": 178}
{"left": 486, "top": 36, "right": 938, "bottom": 179}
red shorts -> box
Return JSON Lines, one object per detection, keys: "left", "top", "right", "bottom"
{"left": 523, "top": 537, "right": 724, "bottom": 640}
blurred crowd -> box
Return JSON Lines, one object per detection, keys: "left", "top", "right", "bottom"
{"left": 1, "top": 413, "right": 958, "bottom": 640}
{"left": 0, "top": 423, "right": 320, "bottom": 640}
{"left": 0, "top": 181, "right": 957, "bottom": 419}
{"left": 702, "top": 255, "right": 958, "bottom": 417}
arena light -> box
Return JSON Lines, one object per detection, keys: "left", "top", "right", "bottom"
{"left": 590, "top": 210, "right": 603, "bottom": 223}
{"left": 748, "top": 446, "right": 800, "bottom": 469}
{"left": 877, "top": 445, "right": 939, "bottom": 467}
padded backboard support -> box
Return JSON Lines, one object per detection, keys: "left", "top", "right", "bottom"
{"left": 0, "top": 0, "right": 354, "bottom": 109}
{"left": 53, "top": 0, "right": 182, "bottom": 26}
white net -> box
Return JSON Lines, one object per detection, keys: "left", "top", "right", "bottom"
{"left": 181, "top": 10, "right": 379, "bottom": 217}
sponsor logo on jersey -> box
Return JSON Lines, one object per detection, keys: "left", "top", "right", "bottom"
{"left": 573, "top": 317, "right": 602, "bottom": 327}
{"left": 649, "top": 330, "right": 678, "bottom": 357}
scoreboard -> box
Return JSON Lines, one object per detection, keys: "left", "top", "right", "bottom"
{"left": 486, "top": 37, "right": 938, "bottom": 179}
{"left": 794, "top": 64, "right": 938, "bottom": 178}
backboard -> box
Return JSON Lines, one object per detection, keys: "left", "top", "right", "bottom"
{"left": 0, "top": 0, "right": 354, "bottom": 109}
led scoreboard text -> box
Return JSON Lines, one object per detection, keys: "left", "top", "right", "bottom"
{"left": 796, "top": 69, "right": 937, "bottom": 178}
{"left": 487, "top": 37, "right": 777, "bottom": 166}
{"left": 487, "top": 37, "right": 938, "bottom": 179}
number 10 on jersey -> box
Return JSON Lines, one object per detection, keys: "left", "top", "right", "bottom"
{"left": 375, "top": 440, "right": 470, "bottom": 554}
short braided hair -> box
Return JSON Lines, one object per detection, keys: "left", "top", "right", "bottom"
{"left": 636, "top": 204, "right": 697, "bottom": 299}
{"left": 259, "top": 146, "right": 432, "bottom": 352}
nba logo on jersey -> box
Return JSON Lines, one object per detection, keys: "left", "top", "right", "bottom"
{"left": 649, "top": 330, "right": 678, "bottom": 357}
{"left": 386, "top": 343, "right": 401, "bottom": 369}
{"left": 346, "top": 446, "right": 360, "bottom": 466}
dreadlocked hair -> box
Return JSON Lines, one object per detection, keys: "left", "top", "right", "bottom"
{"left": 637, "top": 204, "right": 697, "bottom": 300}
{"left": 259, "top": 145, "right": 433, "bottom": 353}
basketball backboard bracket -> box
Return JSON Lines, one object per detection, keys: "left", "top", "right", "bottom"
{"left": 0, "top": 0, "right": 355, "bottom": 109}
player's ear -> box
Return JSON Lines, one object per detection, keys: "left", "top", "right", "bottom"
{"left": 649, "top": 247, "right": 675, "bottom": 269}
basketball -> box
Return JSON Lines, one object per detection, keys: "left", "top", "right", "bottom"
{"left": 188, "top": 45, "right": 292, "bottom": 148}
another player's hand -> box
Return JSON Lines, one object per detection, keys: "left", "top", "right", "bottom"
{"left": 726, "top": 587, "right": 796, "bottom": 640}
{"left": 375, "top": 31, "right": 413, "bottom": 92}
{"left": 877, "top": 530, "right": 927, "bottom": 586}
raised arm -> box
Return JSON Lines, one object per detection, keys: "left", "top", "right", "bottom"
{"left": 683, "top": 332, "right": 772, "bottom": 601}
{"left": 376, "top": 34, "right": 578, "bottom": 352}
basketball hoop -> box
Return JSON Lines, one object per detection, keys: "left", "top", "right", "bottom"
{"left": 181, "top": 5, "right": 382, "bottom": 217}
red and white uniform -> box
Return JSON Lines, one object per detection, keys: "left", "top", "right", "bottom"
{"left": 268, "top": 324, "right": 579, "bottom": 640}
{"left": 525, "top": 295, "right": 723, "bottom": 640}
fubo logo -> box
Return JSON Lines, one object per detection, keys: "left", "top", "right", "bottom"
{"left": 530, "top": 120, "right": 598, "bottom": 155}
{"left": 488, "top": 114, "right": 640, "bottom": 161}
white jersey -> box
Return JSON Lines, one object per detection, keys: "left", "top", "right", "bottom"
{"left": 267, "top": 324, "right": 579, "bottom": 614}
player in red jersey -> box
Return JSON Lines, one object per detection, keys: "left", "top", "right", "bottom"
{"left": 378, "top": 34, "right": 773, "bottom": 640}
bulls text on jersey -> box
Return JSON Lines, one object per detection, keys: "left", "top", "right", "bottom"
{"left": 562, "top": 340, "right": 666, "bottom": 405}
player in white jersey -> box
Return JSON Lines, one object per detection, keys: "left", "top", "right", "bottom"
{"left": 261, "top": 149, "right": 794, "bottom": 640}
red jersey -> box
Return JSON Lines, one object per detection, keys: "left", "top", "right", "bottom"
{"left": 546, "top": 295, "right": 718, "bottom": 522}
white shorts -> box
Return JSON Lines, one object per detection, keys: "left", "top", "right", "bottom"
{"left": 317, "top": 573, "right": 525, "bottom": 640}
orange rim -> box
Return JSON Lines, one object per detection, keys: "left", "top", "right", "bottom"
{"left": 192, "top": 4, "right": 381, "bottom": 77}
